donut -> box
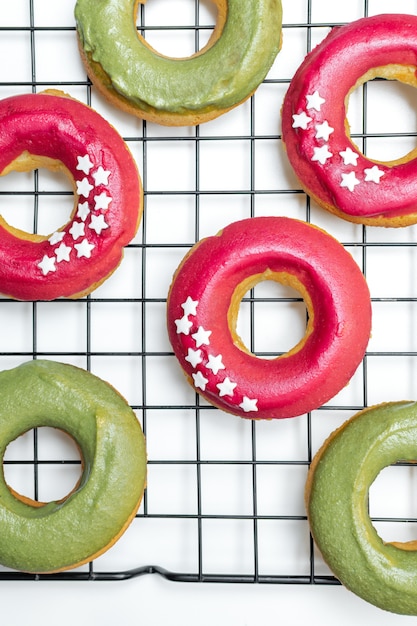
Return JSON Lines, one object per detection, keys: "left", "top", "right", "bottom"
{"left": 166, "top": 217, "right": 371, "bottom": 420}
{"left": 74, "top": 0, "right": 283, "bottom": 126}
{"left": 0, "top": 90, "right": 142, "bottom": 300}
{"left": 0, "top": 359, "right": 146, "bottom": 573}
{"left": 281, "top": 14, "right": 417, "bottom": 227}
{"left": 305, "top": 401, "right": 417, "bottom": 615}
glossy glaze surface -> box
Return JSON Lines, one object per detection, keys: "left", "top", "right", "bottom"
{"left": 75, "top": 0, "right": 282, "bottom": 125}
{"left": 281, "top": 14, "right": 417, "bottom": 226}
{"left": 167, "top": 217, "right": 371, "bottom": 419}
{"left": 0, "top": 91, "right": 142, "bottom": 300}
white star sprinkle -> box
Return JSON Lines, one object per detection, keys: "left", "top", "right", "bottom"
{"left": 206, "top": 354, "right": 225, "bottom": 375}
{"left": 74, "top": 238, "right": 95, "bottom": 259}
{"left": 89, "top": 214, "right": 109, "bottom": 235}
{"left": 306, "top": 90, "right": 325, "bottom": 112}
{"left": 55, "top": 242, "right": 72, "bottom": 263}
{"left": 48, "top": 231, "right": 65, "bottom": 246}
{"left": 239, "top": 396, "right": 259, "bottom": 413}
{"left": 192, "top": 371, "right": 209, "bottom": 391}
{"left": 175, "top": 315, "right": 193, "bottom": 335}
{"left": 315, "top": 120, "right": 334, "bottom": 141}
{"left": 364, "top": 165, "right": 385, "bottom": 183}
{"left": 311, "top": 144, "right": 333, "bottom": 165}
{"left": 292, "top": 111, "right": 312, "bottom": 130}
{"left": 185, "top": 348, "right": 203, "bottom": 369}
{"left": 77, "top": 201, "right": 90, "bottom": 222}
{"left": 76, "top": 154, "right": 94, "bottom": 175}
{"left": 76, "top": 177, "right": 94, "bottom": 198}
{"left": 38, "top": 255, "right": 56, "bottom": 275}
{"left": 339, "top": 147, "right": 359, "bottom": 166}
{"left": 216, "top": 377, "right": 237, "bottom": 398}
{"left": 69, "top": 221, "right": 85, "bottom": 241}
{"left": 340, "top": 171, "right": 360, "bottom": 192}
{"left": 94, "top": 193, "right": 112, "bottom": 211}
{"left": 192, "top": 326, "right": 211, "bottom": 348}
{"left": 92, "top": 166, "right": 111, "bottom": 186}
{"left": 181, "top": 296, "right": 199, "bottom": 317}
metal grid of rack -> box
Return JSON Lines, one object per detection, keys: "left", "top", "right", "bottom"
{"left": 1, "top": 0, "right": 417, "bottom": 585}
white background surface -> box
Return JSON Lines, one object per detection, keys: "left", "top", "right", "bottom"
{"left": 1, "top": 0, "right": 417, "bottom": 623}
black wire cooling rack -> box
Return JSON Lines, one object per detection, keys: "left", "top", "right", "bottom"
{"left": 1, "top": 0, "right": 417, "bottom": 584}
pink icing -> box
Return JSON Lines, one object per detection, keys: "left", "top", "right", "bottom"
{"left": 281, "top": 14, "right": 417, "bottom": 222}
{"left": 0, "top": 92, "right": 141, "bottom": 300}
{"left": 167, "top": 217, "right": 371, "bottom": 420}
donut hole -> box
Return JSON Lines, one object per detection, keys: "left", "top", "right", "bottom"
{"left": 233, "top": 276, "right": 309, "bottom": 359}
{"left": 136, "top": 0, "right": 219, "bottom": 59}
{"left": 369, "top": 462, "right": 417, "bottom": 546}
{"left": 0, "top": 160, "right": 75, "bottom": 237}
{"left": 347, "top": 69, "right": 417, "bottom": 162}
{"left": 3, "top": 427, "right": 83, "bottom": 506}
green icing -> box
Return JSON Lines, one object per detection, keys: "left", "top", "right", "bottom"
{"left": 0, "top": 360, "right": 146, "bottom": 573}
{"left": 74, "top": 0, "right": 282, "bottom": 114}
{"left": 308, "top": 401, "right": 417, "bottom": 615}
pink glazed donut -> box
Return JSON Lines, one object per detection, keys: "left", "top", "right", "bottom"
{"left": 167, "top": 217, "right": 371, "bottom": 419}
{"left": 281, "top": 14, "right": 417, "bottom": 227}
{"left": 0, "top": 90, "right": 142, "bottom": 300}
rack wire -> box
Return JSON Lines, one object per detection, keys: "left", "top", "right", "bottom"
{"left": 1, "top": 0, "right": 417, "bottom": 585}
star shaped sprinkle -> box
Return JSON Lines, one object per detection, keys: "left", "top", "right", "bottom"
{"left": 206, "top": 354, "right": 225, "bottom": 375}
{"left": 48, "top": 231, "right": 65, "bottom": 246}
{"left": 69, "top": 221, "right": 85, "bottom": 241}
{"left": 55, "top": 242, "right": 72, "bottom": 263}
{"left": 38, "top": 255, "right": 56, "bottom": 275}
{"left": 74, "top": 238, "right": 95, "bottom": 259}
{"left": 185, "top": 348, "right": 203, "bottom": 369}
{"left": 181, "top": 296, "right": 198, "bottom": 317}
{"left": 306, "top": 90, "right": 325, "bottom": 112}
{"left": 339, "top": 147, "right": 359, "bottom": 166}
{"left": 77, "top": 201, "right": 90, "bottom": 222}
{"left": 292, "top": 111, "right": 312, "bottom": 130}
{"left": 175, "top": 315, "right": 193, "bottom": 335}
{"left": 92, "top": 166, "right": 111, "bottom": 186}
{"left": 239, "top": 396, "right": 259, "bottom": 413}
{"left": 94, "top": 193, "right": 112, "bottom": 211}
{"left": 216, "top": 377, "right": 237, "bottom": 397}
{"left": 192, "top": 371, "right": 209, "bottom": 391}
{"left": 76, "top": 177, "right": 94, "bottom": 198}
{"left": 89, "top": 214, "right": 109, "bottom": 235}
{"left": 311, "top": 145, "right": 333, "bottom": 165}
{"left": 192, "top": 326, "right": 211, "bottom": 348}
{"left": 340, "top": 171, "right": 360, "bottom": 192}
{"left": 76, "top": 154, "right": 94, "bottom": 175}
{"left": 364, "top": 165, "right": 385, "bottom": 183}
{"left": 315, "top": 120, "right": 334, "bottom": 141}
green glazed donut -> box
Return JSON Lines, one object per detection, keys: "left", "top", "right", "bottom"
{"left": 74, "top": 0, "right": 283, "bottom": 126}
{"left": 0, "top": 360, "right": 146, "bottom": 573}
{"left": 306, "top": 401, "right": 417, "bottom": 615}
